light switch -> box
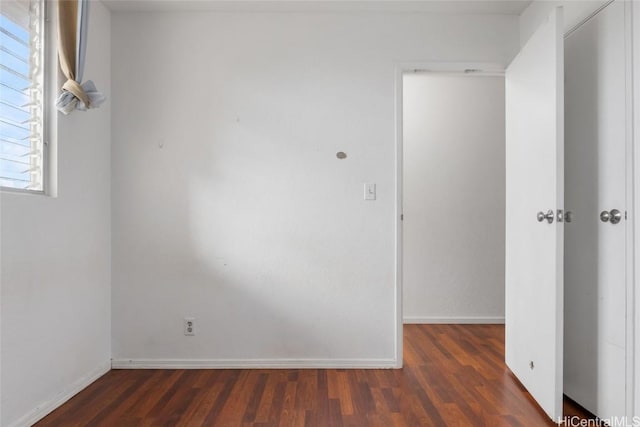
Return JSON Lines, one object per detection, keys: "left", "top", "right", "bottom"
{"left": 364, "top": 183, "right": 376, "bottom": 201}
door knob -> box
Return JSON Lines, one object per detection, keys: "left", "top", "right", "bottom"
{"left": 600, "top": 209, "right": 622, "bottom": 224}
{"left": 537, "top": 210, "right": 554, "bottom": 224}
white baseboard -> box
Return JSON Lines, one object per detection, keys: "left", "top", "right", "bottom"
{"left": 111, "top": 358, "right": 398, "bottom": 369}
{"left": 403, "top": 316, "right": 505, "bottom": 324}
{"left": 9, "top": 361, "right": 111, "bottom": 427}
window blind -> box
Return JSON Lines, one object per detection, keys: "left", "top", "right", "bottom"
{"left": 0, "top": 0, "right": 44, "bottom": 191}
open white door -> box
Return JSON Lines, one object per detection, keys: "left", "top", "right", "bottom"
{"left": 564, "top": 0, "right": 628, "bottom": 418}
{"left": 505, "top": 7, "right": 564, "bottom": 421}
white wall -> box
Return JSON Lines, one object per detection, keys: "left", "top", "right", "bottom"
{"left": 111, "top": 11, "right": 519, "bottom": 366}
{"left": 0, "top": 1, "right": 111, "bottom": 426}
{"left": 402, "top": 74, "right": 505, "bottom": 324}
{"left": 519, "top": 0, "right": 609, "bottom": 46}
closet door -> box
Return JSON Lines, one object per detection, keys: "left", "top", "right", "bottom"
{"left": 505, "top": 7, "right": 564, "bottom": 421}
{"left": 564, "top": 0, "right": 627, "bottom": 418}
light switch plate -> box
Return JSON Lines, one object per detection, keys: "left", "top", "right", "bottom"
{"left": 364, "top": 183, "right": 376, "bottom": 200}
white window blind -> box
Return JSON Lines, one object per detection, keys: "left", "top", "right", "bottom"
{"left": 0, "top": 0, "right": 44, "bottom": 191}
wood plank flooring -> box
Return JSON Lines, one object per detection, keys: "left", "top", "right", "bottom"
{"left": 35, "top": 325, "right": 594, "bottom": 426}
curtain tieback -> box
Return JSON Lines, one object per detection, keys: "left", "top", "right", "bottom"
{"left": 62, "top": 79, "right": 91, "bottom": 107}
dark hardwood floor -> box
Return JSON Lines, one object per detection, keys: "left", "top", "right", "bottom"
{"left": 36, "top": 325, "right": 594, "bottom": 426}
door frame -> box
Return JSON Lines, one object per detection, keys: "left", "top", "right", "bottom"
{"left": 630, "top": 0, "right": 640, "bottom": 418}
{"left": 623, "top": 0, "right": 636, "bottom": 418}
{"left": 393, "top": 61, "right": 506, "bottom": 367}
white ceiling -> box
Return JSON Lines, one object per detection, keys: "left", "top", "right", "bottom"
{"left": 102, "top": 0, "right": 533, "bottom": 14}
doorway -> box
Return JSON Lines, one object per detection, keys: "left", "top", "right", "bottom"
{"left": 401, "top": 71, "right": 506, "bottom": 325}
{"left": 394, "top": 63, "right": 507, "bottom": 368}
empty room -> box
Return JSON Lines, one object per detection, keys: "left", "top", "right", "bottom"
{"left": 1, "top": 0, "right": 639, "bottom": 426}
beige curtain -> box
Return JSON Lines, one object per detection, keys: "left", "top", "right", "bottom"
{"left": 57, "top": 0, "right": 88, "bottom": 106}
{"left": 56, "top": 0, "right": 104, "bottom": 114}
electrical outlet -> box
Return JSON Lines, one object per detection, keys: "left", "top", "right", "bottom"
{"left": 184, "top": 317, "right": 196, "bottom": 336}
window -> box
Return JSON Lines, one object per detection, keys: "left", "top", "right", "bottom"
{"left": 0, "top": 0, "right": 44, "bottom": 192}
